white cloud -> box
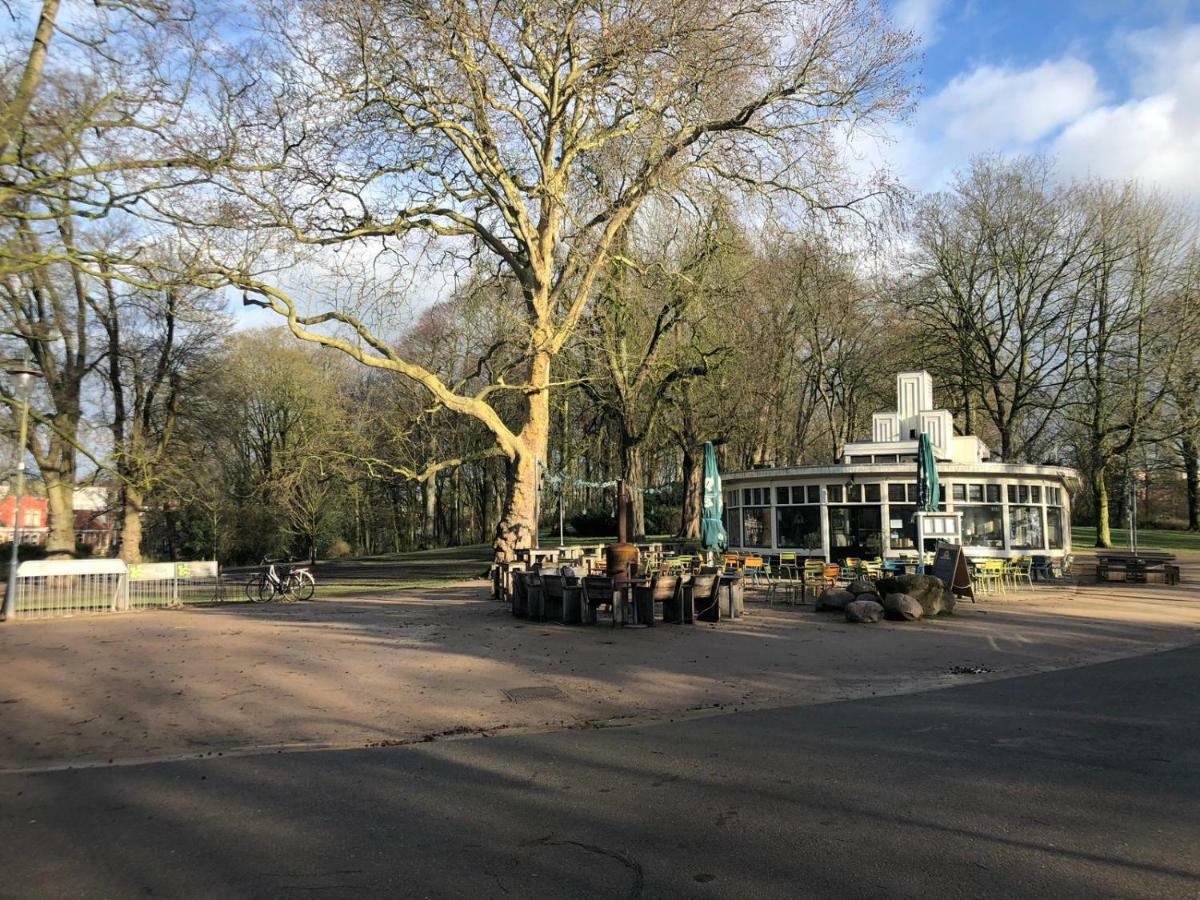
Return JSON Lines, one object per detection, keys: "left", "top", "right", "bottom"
{"left": 889, "top": 56, "right": 1102, "bottom": 190}
{"left": 884, "top": 24, "right": 1200, "bottom": 204}
{"left": 925, "top": 58, "right": 1102, "bottom": 147}
{"left": 1048, "top": 26, "right": 1200, "bottom": 198}
{"left": 893, "top": 0, "right": 948, "bottom": 45}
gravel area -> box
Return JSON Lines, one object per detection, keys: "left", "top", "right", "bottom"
{"left": 2, "top": 582, "right": 1198, "bottom": 772}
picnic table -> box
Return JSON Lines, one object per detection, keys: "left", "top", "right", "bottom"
{"left": 1096, "top": 551, "right": 1180, "bottom": 585}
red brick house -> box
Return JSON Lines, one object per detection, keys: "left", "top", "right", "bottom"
{"left": 0, "top": 494, "right": 49, "bottom": 545}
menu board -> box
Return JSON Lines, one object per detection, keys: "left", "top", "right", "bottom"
{"left": 931, "top": 542, "right": 975, "bottom": 603}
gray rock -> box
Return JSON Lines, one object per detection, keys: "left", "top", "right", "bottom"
{"left": 845, "top": 599, "right": 884, "bottom": 623}
{"left": 847, "top": 578, "right": 877, "bottom": 596}
{"left": 816, "top": 588, "right": 855, "bottom": 612}
{"left": 882, "top": 593, "right": 924, "bottom": 621}
{"left": 855, "top": 591, "right": 882, "bottom": 605}
{"left": 873, "top": 573, "right": 953, "bottom": 616}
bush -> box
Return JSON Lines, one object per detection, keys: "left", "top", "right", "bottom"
{"left": 1139, "top": 516, "right": 1190, "bottom": 531}
{"left": 326, "top": 539, "right": 353, "bottom": 558}
{"left": 0, "top": 542, "right": 47, "bottom": 563}
{"left": 645, "top": 503, "right": 681, "bottom": 537}
{"left": 566, "top": 507, "right": 615, "bottom": 537}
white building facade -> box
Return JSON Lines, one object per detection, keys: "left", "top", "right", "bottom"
{"left": 722, "top": 372, "right": 1078, "bottom": 561}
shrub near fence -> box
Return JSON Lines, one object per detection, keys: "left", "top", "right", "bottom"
{"left": 10, "top": 559, "right": 227, "bottom": 621}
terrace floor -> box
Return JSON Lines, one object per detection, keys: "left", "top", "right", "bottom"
{"left": 2, "top": 581, "right": 1198, "bottom": 772}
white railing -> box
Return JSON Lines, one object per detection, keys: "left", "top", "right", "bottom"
{"left": 9, "top": 559, "right": 224, "bottom": 620}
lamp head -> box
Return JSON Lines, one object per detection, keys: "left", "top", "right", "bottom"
{"left": 6, "top": 360, "right": 42, "bottom": 402}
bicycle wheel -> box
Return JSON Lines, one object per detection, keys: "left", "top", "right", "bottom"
{"left": 257, "top": 576, "right": 277, "bottom": 602}
{"left": 293, "top": 571, "right": 315, "bottom": 601}
{"left": 245, "top": 575, "right": 266, "bottom": 602}
{"left": 276, "top": 576, "right": 299, "bottom": 602}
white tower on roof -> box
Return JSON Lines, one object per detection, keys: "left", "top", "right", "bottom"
{"left": 841, "top": 371, "right": 992, "bottom": 464}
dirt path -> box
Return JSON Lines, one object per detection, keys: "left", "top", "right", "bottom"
{"left": 2, "top": 583, "right": 1198, "bottom": 772}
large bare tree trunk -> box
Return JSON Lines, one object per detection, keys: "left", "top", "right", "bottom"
{"left": 494, "top": 351, "right": 550, "bottom": 562}
{"left": 117, "top": 484, "right": 144, "bottom": 563}
{"left": 679, "top": 444, "right": 702, "bottom": 538}
{"left": 621, "top": 438, "right": 646, "bottom": 538}
{"left": 421, "top": 474, "right": 438, "bottom": 549}
{"left": 1184, "top": 435, "right": 1199, "bottom": 532}
{"left": 44, "top": 475, "right": 74, "bottom": 557}
{"left": 1092, "top": 466, "right": 1111, "bottom": 548}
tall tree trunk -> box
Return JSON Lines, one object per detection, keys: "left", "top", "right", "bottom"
{"left": 44, "top": 473, "right": 74, "bottom": 557}
{"left": 620, "top": 434, "right": 646, "bottom": 538}
{"left": 494, "top": 350, "right": 550, "bottom": 562}
{"left": 679, "top": 444, "right": 701, "bottom": 538}
{"left": 1093, "top": 466, "right": 1111, "bottom": 548}
{"left": 1182, "top": 434, "right": 1199, "bottom": 532}
{"left": 422, "top": 474, "right": 438, "bottom": 549}
{"left": 117, "top": 484, "right": 144, "bottom": 563}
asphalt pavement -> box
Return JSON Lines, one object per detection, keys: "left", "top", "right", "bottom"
{"left": 2, "top": 644, "right": 1198, "bottom": 899}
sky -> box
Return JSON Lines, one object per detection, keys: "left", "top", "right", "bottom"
{"left": 223, "top": 0, "right": 1200, "bottom": 328}
{"left": 886, "top": 0, "right": 1200, "bottom": 201}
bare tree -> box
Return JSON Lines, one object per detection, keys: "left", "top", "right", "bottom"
{"left": 186, "top": 0, "right": 915, "bottom": 561}
{"left": 1069, "top": 183, "right": 1196, "bottom": 547}
{"left": 91, "top": 260, "right": 227, "bottom": 562}
{"left": 581, "top": 202, "right": 740, "bottom": 534}
{"left": 903, "top": 156, "right": 1090, "bottom": 462}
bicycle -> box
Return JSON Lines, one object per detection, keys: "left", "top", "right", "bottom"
{"left": 244, "top": 558, "right": 316, "bottom": 602}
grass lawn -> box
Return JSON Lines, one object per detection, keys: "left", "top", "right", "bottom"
{"left": 1073, "top": 525, "right": 1200, "bottom": 561}
{"left": 303, "top": 534, "right": 685, "bottom": 597}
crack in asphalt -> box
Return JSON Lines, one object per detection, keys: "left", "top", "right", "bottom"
{"left": 523, "top": 834, "right": 644, "bottom": 898}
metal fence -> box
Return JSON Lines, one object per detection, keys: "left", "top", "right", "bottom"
{"left": 9, "top": 559, "right": 230, "bottom": 620}
{"left": 127, "top": 561, "right": 226, "bottom": 610}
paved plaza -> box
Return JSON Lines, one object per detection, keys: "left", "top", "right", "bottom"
{"left": 2, "top": 583, "right": 1198, "bottom": 772}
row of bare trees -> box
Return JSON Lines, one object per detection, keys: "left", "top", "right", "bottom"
{"left": 902, "top": 156, "right": 1200, "bottom": 546}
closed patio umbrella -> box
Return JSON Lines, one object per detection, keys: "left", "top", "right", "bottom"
{"left": 916, "top": 433, "right": 940, "bottom": 572}
{"left": 700, "top": 441, "right": 728, "bottom": 554}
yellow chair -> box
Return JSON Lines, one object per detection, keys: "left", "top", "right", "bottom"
{"left": 802, "top": 559, "right": 827, "bottom": 602}
{"left": 743, "top": 555, "right": 767, "bottom": 585}
{"left": 777, "top": 552, "right": 798, "bottom": 581}
{"left": 1005, "top": 557, "right": 1034, "bottom": 590}
{"left": 823, "top": 563, "right": 843, "bottom": 589}
{"left": 974, "top": 559, "right": 1005, "bottom": 595}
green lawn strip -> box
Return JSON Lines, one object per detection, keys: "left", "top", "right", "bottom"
{"left": 1073, "top": 526, "right": 1200, "bottom": 563}
{"left": 315, "top": 578, "right": 485, "bottom": 597}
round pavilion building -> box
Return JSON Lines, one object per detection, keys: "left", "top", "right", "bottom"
{"left": 721, "top": 372, "right": 1078, "bottom": 562}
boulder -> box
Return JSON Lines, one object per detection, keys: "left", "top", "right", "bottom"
{"left": 873, "top": 573, "right": 953, "bottom": 616}
{"left": 847, "top": 578, "right": 877, "bottom": 596}
{"left": 854, "top": 591, "right": 882, "bottom": 606}
{"left": 816, "top": 588, "right": 855, "bottom": 612}
{"left": 845, "top": 599, "right": 884, "bottom": 623}
{"left": 882, "top": 593, "right": 924, "bottom": 621}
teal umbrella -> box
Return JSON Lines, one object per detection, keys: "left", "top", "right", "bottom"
{"left": 916, "top": 433, "right": 940, "bottom": 512}
{"left": 915, "top": 433, "right": 940, "bottom": 573}
{"left": 700, "top": 441, "right": 728, "bottom": 552}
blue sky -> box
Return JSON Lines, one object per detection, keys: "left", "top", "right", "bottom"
{"left": 887, "top": 0, "right": 1200, "bottom": 200}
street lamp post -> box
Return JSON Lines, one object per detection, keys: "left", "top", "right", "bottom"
{"left": 1, "top": 356, "right": 42, "bottom": 621}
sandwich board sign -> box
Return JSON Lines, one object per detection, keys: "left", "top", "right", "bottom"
{"left": 931, "top": 542, "right": 975, "bottom": 604}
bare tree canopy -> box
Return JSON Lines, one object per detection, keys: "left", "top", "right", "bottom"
{"left": 177, "top": 0, "right": 916, "bottom": 560}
